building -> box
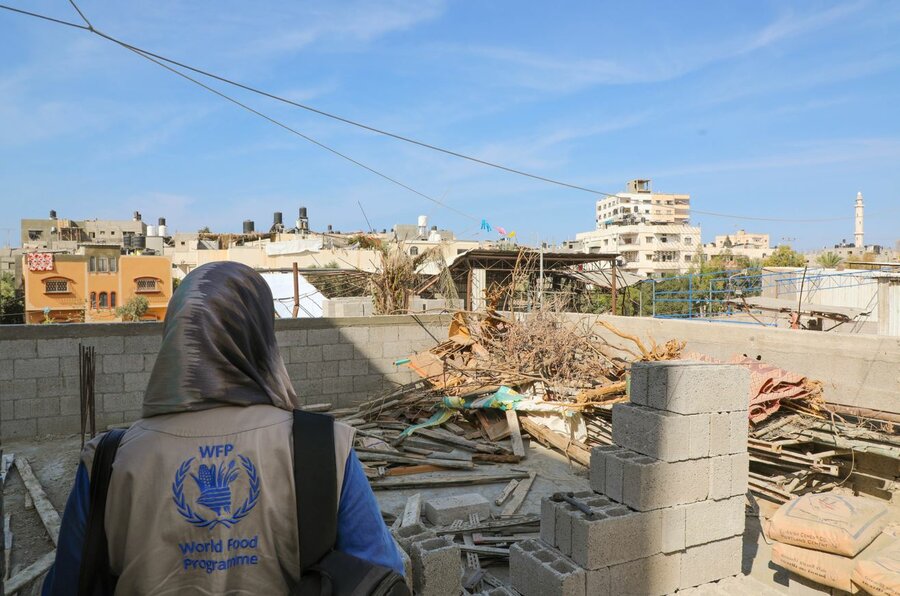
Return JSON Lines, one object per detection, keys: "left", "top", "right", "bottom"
{"left": 576, "top": 180, "right": 700, "bottom": 277}
{"left": 702, "top": 229, "right": 772, "bottom": 263}
{"left": 23, "top": 248, "right": 172, "bottom": 323}
{"left": 712, "top": 230, "right": 769, "bottom": 250}
{"left": 21, "top": 210, "right": 152, "bottom": 251}
{"left": 594, "top": 179, "right": 690, "bottom": 227}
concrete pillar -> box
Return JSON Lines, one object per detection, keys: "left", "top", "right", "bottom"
{"left": 875, "top": 273, "right": 900, "bottom": 336}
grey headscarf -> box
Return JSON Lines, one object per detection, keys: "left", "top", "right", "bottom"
{"left": 142, "top": 261, "right": 299, "bottom": 417}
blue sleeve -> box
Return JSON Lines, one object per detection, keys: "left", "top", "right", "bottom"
{"left": 335, "top": 450, "right": 405, "bottom": 576}
{"left": 42, "top": 463, "right": 91, "bottom": 596}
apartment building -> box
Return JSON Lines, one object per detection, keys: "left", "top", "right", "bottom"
{"left": 23, "top": 247, "right": 172, "bottom": 323}
{"left": 595, "top": 179, "right": 690, "bottom": 227}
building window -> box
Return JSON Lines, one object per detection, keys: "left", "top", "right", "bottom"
{"left": 110, "top": 292, "right": 116, "bottom": 308}
{"left": 136, "top": 278, "right": 158, "bottom": 293}
{"left": 646, "top": 236, "right": 654, "bottom": 243}
{"left": 90, "top": 292, "right": 97, "bottom": 309}
{"left": 44, "top": 279, "right": 69, "bottom": 294}
{"left": 661, "top": 236, "right": 668, "bottom": 243}
{"left": 409, "top": 246, "right": 419, "bottom": 256}
{"left": 99, "top": 292, "right": 108, "bottom": 308}
{"left": 109, "top": 258, "right": 117, "bottom": 272}
{"left": 89, "top": 256, "right": 96, "bottom": 272}
{"left": 28, "top": 229, "right": 43, "bottom": 241}
{"left": 98, "top": 257, "right": 108, "bottom": 272}
{"left": 684, "top": 237, "right": 693, "bottom": 245}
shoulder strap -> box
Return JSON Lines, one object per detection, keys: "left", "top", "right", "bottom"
{"left": 77, "top": 428, "right": 127, "bottom": 596}
{"left": 293, "top": 410, "right": 338, "bottom": 573}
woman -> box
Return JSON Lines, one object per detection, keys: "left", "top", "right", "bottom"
{"left": 43, "top": 261, "right": 403, "bottom": 594}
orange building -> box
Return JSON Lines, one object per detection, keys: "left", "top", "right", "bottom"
{"left": 23, "top": 247, "right": 172, "bottom": 323}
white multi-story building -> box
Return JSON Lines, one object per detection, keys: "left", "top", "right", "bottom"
{"left": 575, "top": 180, "right": 699, "bottom": 276}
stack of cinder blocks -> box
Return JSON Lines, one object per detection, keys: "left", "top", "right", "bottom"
{"left": 392, "top": 523, "right": 462, "bottom": 596}
{"left": 511, "top": 361, "right": 751, "bottom": 596}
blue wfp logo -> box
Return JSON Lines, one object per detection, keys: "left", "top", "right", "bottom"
{"left": 172, "top": 444, "right": 260, "bottom": 530}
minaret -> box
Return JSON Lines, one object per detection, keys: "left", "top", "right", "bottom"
{"left": 854, "top": 192, "right": 864, "bottom": 248}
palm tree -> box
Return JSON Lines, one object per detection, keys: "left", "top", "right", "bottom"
{"left": 816, "top": 252, "right": 842, "bottom": 268}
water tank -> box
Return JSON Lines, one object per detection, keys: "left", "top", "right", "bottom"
{"left": 49, "top": 210, "right": 57, "bottom": 219}
{"left": 299, "top": 207, "right": 308, "bottom": 219}
{"left": 417, "top": 215, "right": 428, "bottom": 236}
{"left": 158, "top": 217, "right": 166, "bottom": 226}
{"left": 146, "top": 224, "right": 157, "bottom": 237}
{"left": 132, "top": 235, "right": 146, "bottom": 249}
{"left": 133, "top": 211, "right": 142, "bottom": 221}
{"left": 327, "top": 224, "right": 333, "bottom": 233}
{"left": 243, "top": 220, "right": 255, "bottom": 234}
{"left": 273, "top": 212, "right": 283, "bottom": 225}
{"left": 158, "top": 224, "right": 168, "bottom": 237}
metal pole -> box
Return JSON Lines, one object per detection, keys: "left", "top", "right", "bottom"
{"left": 610, "top": 259, "right": 617, "bottom": 316}
{"left": 652, "top": 279, "right": 657, "bottom": 317}
{"left": 639, "top": 283, "right": 643, "bottom": 317}
{"left": 292, "top": 262, "right": 300, "bottom": 318}
{"left": 539, "top": 244, "right": 544, "bottom": 310}
{"left": 688, "top": 273, "right": 693, "bottom": 319}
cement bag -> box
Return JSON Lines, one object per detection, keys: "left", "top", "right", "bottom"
{"left": 772, "top": 542, "right": 859, "bottom": 593}
{"left": 852, "top": 539, "right": 900, "bottom": 596}
{"left": 769, "top": 493, "right": 889, "bottom": 556}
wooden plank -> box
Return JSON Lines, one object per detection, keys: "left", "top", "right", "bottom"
{"left": 401, "top": 494, "right": 422, "bottom": 527}
{"left": 493, "top": 480, "right": 520, "bottom": 506}
{"left": 505, "top": 410, "right": 526, "bottom": 459}
{"left": 356, "top": 452, "right": 474, "bottom": 470}
{"left": 14, "top": 458, "right": 60, "bottom": 545}
{"left": 475, "top": 411, "right": 510, "bottom": 441}
{"left": 370, "top": 471, "right": 529, "bottom": 491}
{"left": 4, "top": 551, "right": 55, "bottom": 595}
{"left": 434, "top": 514, "right": 541, "bottom": 535}
{"left": 384, "top": 465, "right": 445, "bottom": 477}
{"left": 501, "top": 472, "right": 536, "bottom": 517}
{"left": 4, "top": 513, "right": 11, "bottom": 582}
{"left": 519, "top": 417, "right": 590, "bottom": 467}
{"left": 0, "top": 453, "right": 13, "bottom": 486}
{"left": 459, "top": 544, "right": 510, "bottom": 557}
{"left": 298, "top": 402, "right": 333, "bottom": 412}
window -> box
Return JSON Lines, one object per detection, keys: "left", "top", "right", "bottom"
{"left": 109, "top": 258, "right": 117, "bottom": 273}
{"left": 99, "top": 292, "right": 108, "bottom": 308}
{"left": 136, "top": 278, "right": 158, "bottom": 293}
{"left": 110, "top": 292, "right": 116, "bottom": 308}
{"left": 28, "top": 229, "right": 43, "bottom": 241}
{"left": 90, "top": 292, "right": 97, "bottom": 309}
{"left": 45, "top": 279, "right": 69, "bottom": 293}
{"left": 646, "top": 236, "right": 654, "bottom": 243}
{"left": 89, "top": 256, "right": 96, "bottom": 272}
{"left": 684, "top": 237, "right": 693, "bottom": 245}
{"left": 661, "top": 236, "right": 668, "bottom": 243}
{"left": 409, "top": 246, "right": 419, "bottom": 256}
{"left": 98, "top": 257, "right": 108, "bottom": 272}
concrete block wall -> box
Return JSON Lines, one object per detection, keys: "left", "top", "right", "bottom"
{"left": 0, "top": 315, "right": 450, "bottom": 440}
{"left": 522, "top": 360, "right": 751, "bottom": 595}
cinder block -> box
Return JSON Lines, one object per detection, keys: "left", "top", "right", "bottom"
{"left": 60, "top": 356, "right": 79, "bottom": 377}
{"left": 660, "top": 505, "right": 686, "bottom": 553}
{"left": 291, "top": 346, "right": 323, "bottom": 363}
{"left": 0, "top": 359, "right": 13, "bottom": 380}
{"left": 143, "top": 354, "right": 156, "bottom": 371}
{"left": 410, "top": 536, "right": 462, "bottom": 596}
{"left": 680, "top": 535, "right": 742, "bottom": 589}
{"left": 275, "top": 329, "right": 307, "bottom": 347}
{"left": 391, "top": 522, "right": 436, "bottom": 553}
{"left": 103, "top": 353, "right": 144, "bottom": 374}
{"left": 639, "top": 361, "right": 750, "bottom": 414}
{"left": 628, "top": 366, "right": 649, "bottom": 406}
{"left": 510, "top": 539, "right": 585, "bottom": 596}
{"left": 684, "top": 496, "right": 745, "bottom": 547}
{"left": 540, "top": 497, "right": 557, "bottom": 545}
{"left": 589, "top": 445, "right": 623, "bottom": 495}
{"left": 555, "top": 502, "right": 577, "bottom": 556}
{"left": 15, "top": 397, "right": 59, "bottom": 419}
{"left": 709, "top": 411, "right": 749, "bottom": 457}
{"left": 571, "top": 504, "right": 662, "bottom": 569}
{"left": 306, "top": 361, "right": 338, "bottom": 380}
{"left": 123, "top": 335, "right": 162, "bottom": 354}
{"left": 609, "top": 551, "right": 682, "bottom": 596}
{"left": 124, "top": 372, "right": 151, "bottom": 393}
{"left": 89, "top": 336, "right": 124, "bottom": 355}
{"left": 338, "top": 326, "right": 369, "bottom": 345}
{"left": 95, "top": 373, "right": 123, "bottom": 393}
{"left": 285, "top": 363, "right": 307, "bottom": 381}
{"left": 339, "top": 359, "right": 368, "bottom": 376}
{"left": 323, "top": 343, "right": 354, "bottom": 361}
{"left": 612, "top": 403, "right": 710, "bottom": 462}
{"left": 1, "top": 418, "right": 37, "bottom": 439}
{"left": 604, "top": 449, "right": 643, "bottom": 502}
{"left": 709, "top": 453, "right": 749, "bottom": 500}
{"left": 37, "top": 376, "right": 78, "bottom": 398}
{"left": 15, "top": 357, "right": 59, "bottom": 379}
{"left": 586, "top": 567, "right": 611, "bottom": 596}
{"left": 729, "top": 411, "right": 749, "bottom": 454}
{"left": 36, "top": 337, "right": 80, "bottom": 358}
{"left": 0, "top": 339, "right": 36, "bottom": 359}
{"left": 621, "top": 453, "right": 710, "bottom": 511}
{"left": 37, "top": 415, "right": 80, "bottom": 436}
{"left": 0, "top": 378, "right": 38, "bottom": 401}
{"left": 369, "top": 325, "right": 400, "bottom": 344}
{"left": 103, "top": 391, "right": 143, "bottom": 413}
{"left": 323, "top": 376, "right": 354, "bottom": 395}
{"left": 423, "top": 493, "right": 491, "bottom": 526}
{"left": 308, "top": 328, "right": 340, "bottom": 346}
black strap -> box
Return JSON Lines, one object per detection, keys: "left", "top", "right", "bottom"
{"left": 77, "top": 428, "right": 127, "bottom": 596}
{"left": 293, "top": 411, "right": 337, "bottom": 574}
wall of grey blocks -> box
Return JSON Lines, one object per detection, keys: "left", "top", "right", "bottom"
{"left": 0, "top": 315, "right": 451, "bottom": 441}
{"left": 519, "top": 360, "right": 751, "bottom": 596}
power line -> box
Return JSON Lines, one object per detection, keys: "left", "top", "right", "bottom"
{"left": 0, "top": 2, "right": 891, "bottom": 225}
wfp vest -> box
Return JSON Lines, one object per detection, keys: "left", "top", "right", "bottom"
{"left": 82, "top": 405, "right": 355, "bottom": 595}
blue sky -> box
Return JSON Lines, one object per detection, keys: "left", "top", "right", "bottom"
{"left": 1, "top": 1, "right": 899, "bottom": 250}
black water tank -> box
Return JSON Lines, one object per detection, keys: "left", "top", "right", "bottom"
{"left": 49, "top": 210, "right": 57, "bottom": 219}
{"left": 243, "top": 220, "right": 255, "bottom": 234}
{"left": 158, "top": 217, "right": 166, "bottom": 226}
{"left": 299, "top": 207, "right": 308, "bottom": 219}
{"left": 273, "top": 212, "right": 283, "bottom": 225}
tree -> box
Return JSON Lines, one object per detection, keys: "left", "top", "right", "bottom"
{"left": 816, "top": 252, "right": 842, "bottom": 268}
{"left": 198, "top": 226, "right": 211, "bottom": 234}
{"left": 723, "top": 236, "right": 733, "bottom": 248}
{"left": 762, "top": 245, "right": 807, "bottom": 268}
{"left": 116, "top": 295, "right": 150, "bottom": 322}
{"left": 0, "top": 272, "right": 24, "bottom": 324}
